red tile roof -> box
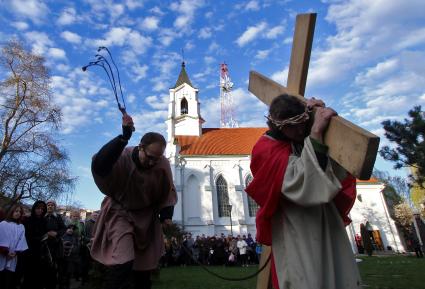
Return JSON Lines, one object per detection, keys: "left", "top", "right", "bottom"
{"left": 176, "top": 129, "right": 381, "bottom": 183}
{"left": 176, "top": 127, "right": 267, "bottom": 156}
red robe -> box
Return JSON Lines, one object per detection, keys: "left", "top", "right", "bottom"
{"left": 246, "top": 135, "right": 357, "bottom": 288}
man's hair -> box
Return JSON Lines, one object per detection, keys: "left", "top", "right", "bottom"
{"left": 140, "top": 132, "right": 166, "bottom": 147}
{"left": 267, "top": 94, "right": 306, "bottom": 131}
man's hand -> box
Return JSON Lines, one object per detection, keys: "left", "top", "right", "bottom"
{"left": 310, "top": 107, "right": 337, "bottom": 143}
{"left": 306, "top": 97, "right": 325, "bottom": 109}
{"left": 122, "top": 113, "right": 134, "bottom": 140}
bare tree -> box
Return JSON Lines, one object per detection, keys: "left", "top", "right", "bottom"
{"left": 0, "top": 40, "right": 75, "bottom": 208}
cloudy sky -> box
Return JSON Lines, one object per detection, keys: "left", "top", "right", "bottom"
{"left": 1, "top": 0, "right": 424, "bottom": 209}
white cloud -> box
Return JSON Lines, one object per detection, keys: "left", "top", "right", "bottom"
{"left": 255, "top": 49, "right": 271, "bottom": 60}
{"left": 125, "top": 0, "right": 143, "bottom": 10}
{"left": 51, "top": 69, "right": 114, "bottom": 134}
{"left": 265, "top": 25, "right": 285, "bottom": 39}
{"left": 170, "top": 0, "right": 205, "bottom": 30}
{"left": 92, "top": 27, "right": 152, "bottom": 55}
{"left": 145, "top": 95, "right": 169, "bottom": 110}
{"left": 140, "top": 16, "right": 160, "bottom": 31}
{"left": 245, "top": 0, "right": 260, "bottom": 11}
{"left": 199, "top": 27, "right": 212, "bottom": 39}
{"left": 131, "top": 64, "right": 148, "bottom": 82}
{"left": 57, "top": 7, "right": 77, "bottom": 25}
{"left": 9, "top": 0, "right": 49, "bottom": 23}
{"left": 150, "top": 6, "right": 164, "bottom": 15}
{"left": 10, "top": 21, "right": 29, "bottom": 30}
{"left": 236, "top": 22, "right": 267, "bottom": 47}
{"left": 204, "top": 56, "right": 215, "bottom": 65}
{"left": 48, "top": 48, "right": 66, "bottom": 59}
{"left": 271, "top": 67, "right": 289, "bottom": 84}
{"left": 60, "top": 31, "right": 82, "bottom": 44}
{"left": 24, "top": 31, "right": 53, "bottom": 55}
{"left": 308, "top": 0, "right": 425, "bottom": 88}
{"left": 283, "top": 37, "right": 292, "bottom": 44}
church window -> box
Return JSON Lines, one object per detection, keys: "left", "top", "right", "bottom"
{"left": 181, "top": 97, "right": 188, "bottom": 115}
{"left": 216, "top": 175, "right": 231, "bottom": 217}
{"left": 245, "top": 175, "right": 259, "bottom": 217}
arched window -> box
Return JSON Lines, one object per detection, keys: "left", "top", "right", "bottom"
{"left": 181, "top": 97, "right": 188, "bottom": 115}
{"left": 216, "top": 175, "right": 231, "bottom": 217}
{"left": 245, "top": 174, "right": 259, "bottom": 217}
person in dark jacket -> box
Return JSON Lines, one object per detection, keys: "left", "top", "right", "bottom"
{"left": 44, "top": 200, "right": 66, "bottom": 289}
{"left": 22, "top": 201, "right": 47, "bottom": 289}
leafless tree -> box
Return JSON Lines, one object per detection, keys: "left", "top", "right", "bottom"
{"left": 0, "top": 40, "right": 76, "bottom": 209}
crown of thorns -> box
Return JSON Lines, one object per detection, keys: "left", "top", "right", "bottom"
{"left": 265, "top": 106, "right": 312, "bottom": 129}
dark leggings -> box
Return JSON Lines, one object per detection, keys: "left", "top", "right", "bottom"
{"left": 103, "top": 261, "right": 151, "bottom": 289}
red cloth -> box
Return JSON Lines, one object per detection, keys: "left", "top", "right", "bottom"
{"left": 245, "top": 135, "right": 292, "bottom": 246}
{"left": 333, "top": 173, "right": 357, "bottom": 225}
{"left": 246, "top": 135, "right": 357, "bottom": 289}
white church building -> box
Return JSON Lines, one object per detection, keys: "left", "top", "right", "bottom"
{"left": 165, "top": 62, "right": 405, "bottom": 253}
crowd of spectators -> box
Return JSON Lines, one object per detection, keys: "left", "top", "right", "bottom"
{"left": 1, "top": 200, "right": 263, "bottom": 289}
{"left": 161, "top": 233, "right": 262, "bottom": 268}
{"left": 0, "top": 200, "right": 99, "bottom": 289}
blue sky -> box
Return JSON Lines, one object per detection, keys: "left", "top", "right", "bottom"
{"left": 1, "top": 0, "right": 424, "bottom": 209}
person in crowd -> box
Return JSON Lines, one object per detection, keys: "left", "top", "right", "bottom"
{"left": 22, "top": 201, "right": 47, "bottom": 289}
{"left": 0, "top": 207, "right": 6, "bottom": 222}
{"left": 90, "top": 113, "right": 177, "bottom": 289}
{"left": 81, "top": 211, "right": 99, "bottom": 284}
{"left": 0, "top": 204, "right": 28, "bottom": 289}
{"left": 237, "top": 235, "right": 248, "bottom": 267}
{"left": 60, "top": 225, "right": 81, "bottom": 289}
{"left": 44, "top": 199, "right": 66, "bottom": 289}
{"left": 246, "top": 94, "right": 360, "bottom": 289}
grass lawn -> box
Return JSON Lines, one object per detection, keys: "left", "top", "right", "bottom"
{"left": 151, "top": 256, "right": 425, "bottom": 289}
{"left": 358, "top": 256, "right": 425, "bottom": 289}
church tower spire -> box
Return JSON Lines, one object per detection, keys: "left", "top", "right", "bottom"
{"left": 166, "top": 62, "right": 203, "bottom": 158}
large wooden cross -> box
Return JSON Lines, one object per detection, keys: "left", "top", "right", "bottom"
{"left": 249, "top": 13, "right": 380, "bottom": 289}
{"left": 249, "top": 13, "right": 380, "bottom": 181}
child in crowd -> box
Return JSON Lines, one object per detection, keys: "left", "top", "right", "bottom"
{"left": 0, "top": 205, "right": 28, "bottom": 289}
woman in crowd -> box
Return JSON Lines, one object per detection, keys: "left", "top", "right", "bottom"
{"left": 22, "top": 201, "right": 47, "bottom": 289}
{"left": 0, "top": 204, "right": 28, "bottom": 289}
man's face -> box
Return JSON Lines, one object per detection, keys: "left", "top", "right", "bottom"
{"left": 71, "top": 213, "right": 79, "bottom": 221}
{"left": 46, "top": 203, "right": 55, "bottom": 214}
{"left": 138, "top": 142, "right": 165, "bottom": 169}
{"left": 281, "top": 122, "right": 308, "bottom": 143}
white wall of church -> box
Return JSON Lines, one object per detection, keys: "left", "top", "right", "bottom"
{"left": 346, "top": 182, "right": 405, "bottom": 253}
{"left": 170, "top": 156, "right": 256, "bottom": 237}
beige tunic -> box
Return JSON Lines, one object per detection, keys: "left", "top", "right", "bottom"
{"left": 272, "top": 138, "right": 361, "bottom": 289}
{"left": 91, "top": 147, "right": 177, "bottom": 271}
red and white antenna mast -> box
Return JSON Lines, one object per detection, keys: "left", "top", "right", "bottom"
{"left": 220, "top": 63, "right": 238, "bottom": 128}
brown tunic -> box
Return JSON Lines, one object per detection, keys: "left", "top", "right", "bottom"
{"left": 91, "top": 147, "right": 177, "bottom": 270}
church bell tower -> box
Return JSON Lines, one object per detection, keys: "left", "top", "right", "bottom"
{"left": 166, "top": 62, "right": 203, "bottom": 157}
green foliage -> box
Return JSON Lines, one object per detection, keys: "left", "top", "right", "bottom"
{"left": 380, "top": 106, "right": 425, "bottom": 187}
{"left": 373, "top": 169, "right": 408, "bottom": 217}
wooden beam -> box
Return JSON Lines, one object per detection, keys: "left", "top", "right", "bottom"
{"left": 287, "top": 13, "right": 316, "bottom": 96}
{"left": 249, "top": 70, "right": 380, "bottom": 180}
{"left": 256, "top": 245, "right": 273, "bottom": 289}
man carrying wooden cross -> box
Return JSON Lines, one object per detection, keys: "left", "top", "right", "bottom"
{"left": 245, "top": 13, "right": 378, "bottom": 289}
{"left": 246, "top": 94, "right": 361, "bottom": 289}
